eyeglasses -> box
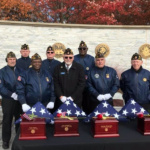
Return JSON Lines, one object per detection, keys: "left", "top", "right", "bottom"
{"left": 64, "top": 56, "right": 73, "bottom": 59}
{"left": 47, "top": 51, "right": 54, "bottom": 54}
{"left": 78, "top": 48, "right": 86, "bottom": 50}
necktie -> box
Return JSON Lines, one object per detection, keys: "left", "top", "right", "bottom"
{"left": 66, "top": 65, "right": 69, "bottom": 72}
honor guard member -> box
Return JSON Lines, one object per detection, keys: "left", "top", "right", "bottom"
{"left": 120, "top": 53, "right": 150, "bottom": 110}
{"left": 17, "top": 53, "right": 55, "bottom": 113}
{"left": 87, "top": 52, "right": 120, "bottom": 113}
{"left": 42, "top": 46, "right": 61, "bottom": 76}
{"left": 16, "top": 44, "right": 31, "bottom": 70}
{"left": 53, "top": 48, "right": 85, "bottom": 109}
{"left": 74, "top": 41, "right": 95, "bottom": 114}
{"left": 0, "top": 52, "right": 22, "bottom": 149}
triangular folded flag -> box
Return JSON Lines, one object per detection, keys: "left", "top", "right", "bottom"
{"left": 84, "top": 100, "right": 127, "bottom": 122}
{"left": 53, "top": 99, "right": 87, "bottom": 118}
{"left": 15, "top": 102, "right": 54, "bottom": 124}
{"left": 119, "top": 98, "right": 149, "bottom": 119}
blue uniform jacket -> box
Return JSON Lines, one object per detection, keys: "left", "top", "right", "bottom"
{"left": 74, "top": 54, "right": 95, "bottom": 76}
{"left": 42, "top": 59, "right": 61, "bottom": 76}
{"left": 120, "top": 67, "right": 150, "bottom": 104}
{"left": 17, "top": 68, "right": 55, "bottom": 105}
{"left": 87, "top": 66, "right": 119, "bottom": 99}
{"left": 0, "top": 66, "right": 22, "bottom": 99}
{"left": 16, "top": 56, "right": 31, "bottom": 71}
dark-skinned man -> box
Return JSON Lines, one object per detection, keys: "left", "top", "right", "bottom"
{"left": 53, "top": 48, "right": 85, "bottom": 110}
{"left": 16, "top": 44, "right": 31, "bottom": 71}
{"left": 0, "top": 52, "right": 22, "bottom": 149}
{"left": 87, "top": 52, "right": 120, "bottom": 113}
{"left": 42, "top": 46, "right": 60, "bottom": 76}
{"left": 17, "top": 53, "right": 55, "bottom": 113}
{"left": 120, "top": 53, "right": 150, "bottom": 110}
{"left": 74, "top": 41, "right": 95, "bottom": 114}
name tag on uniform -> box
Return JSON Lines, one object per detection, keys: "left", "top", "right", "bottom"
{"left": 60, "top": 72, "right": 65, "bottom": 75}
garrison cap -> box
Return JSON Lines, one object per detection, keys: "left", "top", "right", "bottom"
{"left": 64, "top": 48, "right": 73, "bottom": 55}
{"left": 131, "top": 53, "right": 142, "bottom": 60}
{"left": 6, "top": 51, "right": 16, "bottom": 58}
{"left": 31, "top": 53, "right": 41, "bottom": 60}
{"left": 95, "top": 52, "right": 105, "bottom": 58}
{"left": 79, "top": 41, "right": 87, "bottom": 48}
{"left": 21, "top": 44, "right": 29, "bottom": 50}
{"left": 46, "top": 46, "right": 54, "bottom": 52}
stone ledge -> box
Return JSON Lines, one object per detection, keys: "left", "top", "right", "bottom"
{"left": 0, "top": 20, "right": 150, "bottom": 29}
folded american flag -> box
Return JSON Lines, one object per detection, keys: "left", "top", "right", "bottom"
{"left": 15, "top": 102, "right": 54, "bottom": 124}
{"left": 84, "top": 100, "right": 127, "bottom": 122}
{"left": 53, "top": 99, "right": 87, "bottom": 118}
{"left": 119, "top": 98, "right": 149, "bottom": 119}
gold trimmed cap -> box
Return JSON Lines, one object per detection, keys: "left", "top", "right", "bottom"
{"left": 95, "top": 52, "right": 105, "bottom": 58}
{"left": 46, "top": 46, "right": 54, "bottom": 52}
{"left": 6, "top": 51, "right": 16, "bottom": 58}
{"left": 79, "top": 41, "right": 87, "bottom": 48}
{"left": 21, "top": 44, "right": 29, "bottom": 50}
{"left": 31, "top": 53, "right": 41, "bottom": 60}
{"left": 131, "top": 53, "right": 142, "bottom": 60}
{"left": 64, "top": 48, "right": 73, "bottom": 55}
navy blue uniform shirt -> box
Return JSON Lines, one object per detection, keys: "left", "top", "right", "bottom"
{"left": 120, "top": 67, "right": 150, "bottom": 104}
{"left": 87, "top": 66, "right": 119, "bottom": 99}
{"left": 16, "top": 56, "right": 31, "bottom": 71}
{"left": 0, "top": 66, "right": 22, "bottom": 99}
{"left": 74, "top": 54, "right": 95, "bottom": 77}
{"left": 42, "top": 59, "right": 60, "bottom": 76}
{"left": 17, "top": 68, "right": 55, "bottom": 105}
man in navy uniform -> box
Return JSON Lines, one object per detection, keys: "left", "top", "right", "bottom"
{"left": 120, "top": 53, "right": 150, "bottom": 110}
{"left": 53, "top": 48, "right": 85, "bottom": 109}
{"left": 87, "top": 52, "right": 119, "bottom": 113}
{"left": 17, "top": 53, "right": 55, "bottom": 113}
{"left": 74, "top": 41, "right": 95, "bottom": 114}
{"left": 42, "top": 46, "right": 60, "bottom": 76}
{"left": 0, "top": 52, "right": 22, "bottom": 149}
{"left": 16, "top": 44, "right": 31, "bottom": 70}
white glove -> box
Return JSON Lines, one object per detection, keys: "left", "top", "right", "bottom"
{"left": 46, "top": 102, "right": 54, "bottom": 109}
{"left": 50, "top": 120, "right": 54, "bottom": 124}
{"left": 104, "top": 94, "right": 112, "bottom": 100}
{"left": 67, "top": 96, "right": 73, "bottom": 101}
{"left": 22, "top": 104, "right": 31, "bottom": 112}
{"left": 97, "top": 94, "right": 105, "bottom": 101}
{"left": 60, "top": 96, "right": 67, "bottom": 103}
{"left": 11, "top": 93, "right": 18, "bottom": 101}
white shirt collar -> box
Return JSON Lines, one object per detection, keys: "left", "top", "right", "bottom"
{"left": 65, "top": 64, "right": 72, "bottom": 70}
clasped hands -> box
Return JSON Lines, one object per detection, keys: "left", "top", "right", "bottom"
{"left": 60, "top": 96, "right": 73, "bottom": 103}
{"left": 97, "top": 93, "right": 112, "bottom": 101}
